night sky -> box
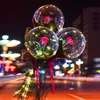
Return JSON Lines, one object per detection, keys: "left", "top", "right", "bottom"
{"left": 0, "top": 0, "right": 99, "bottom": 52}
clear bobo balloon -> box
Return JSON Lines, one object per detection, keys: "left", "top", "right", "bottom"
{"left": 57, "top": 27, "right": 86, "bottom": 59}
{"left": 25, "top": 26, "right": 59, "bottom": 59}
{"left": 33, "top": 4, "right": 64, "bottom": 32}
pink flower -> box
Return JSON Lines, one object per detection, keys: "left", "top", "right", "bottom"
{"left": 44, "top": 16, "right": 51, "bottom": 23}
{"left": 66, "top": 37, "right": 74, "bottom": 45}
{"left": 40, "top": 36, "right": 49, "bottom": 46}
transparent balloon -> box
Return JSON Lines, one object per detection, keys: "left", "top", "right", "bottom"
{"left": 57, "top": 27, "right": 86, "bottom": 59}
{"left": 33, "top": 4, "right": 64, "bottom": 32}
{"left": 25, "top": 26, "right": 59, "bottom": 59}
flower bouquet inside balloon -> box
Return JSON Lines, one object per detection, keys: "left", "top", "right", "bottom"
{"left": 13, "top": 5, "right": 86, "bottom": 100}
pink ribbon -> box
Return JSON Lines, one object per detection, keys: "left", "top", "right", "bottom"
{"left": 36, "top": 68, "right": 40, "bottom": 89}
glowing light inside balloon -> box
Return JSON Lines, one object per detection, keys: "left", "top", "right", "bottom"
{"left": 25, "top": 26, "right": 59, "bottom": 59}
{"left": 33, "top": 4, "right": 64, "bottom": 32}
{"left": 57, "top": 27, "right": 86, "bottom": 59}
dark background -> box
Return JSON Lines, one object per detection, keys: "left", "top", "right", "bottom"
{"left": 0, "top": 0, "right": 100, "bottom": 52}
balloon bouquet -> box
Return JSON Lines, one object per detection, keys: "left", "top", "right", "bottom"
{"left": 13, "top": 5, "right": 86, "bottom": 100}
